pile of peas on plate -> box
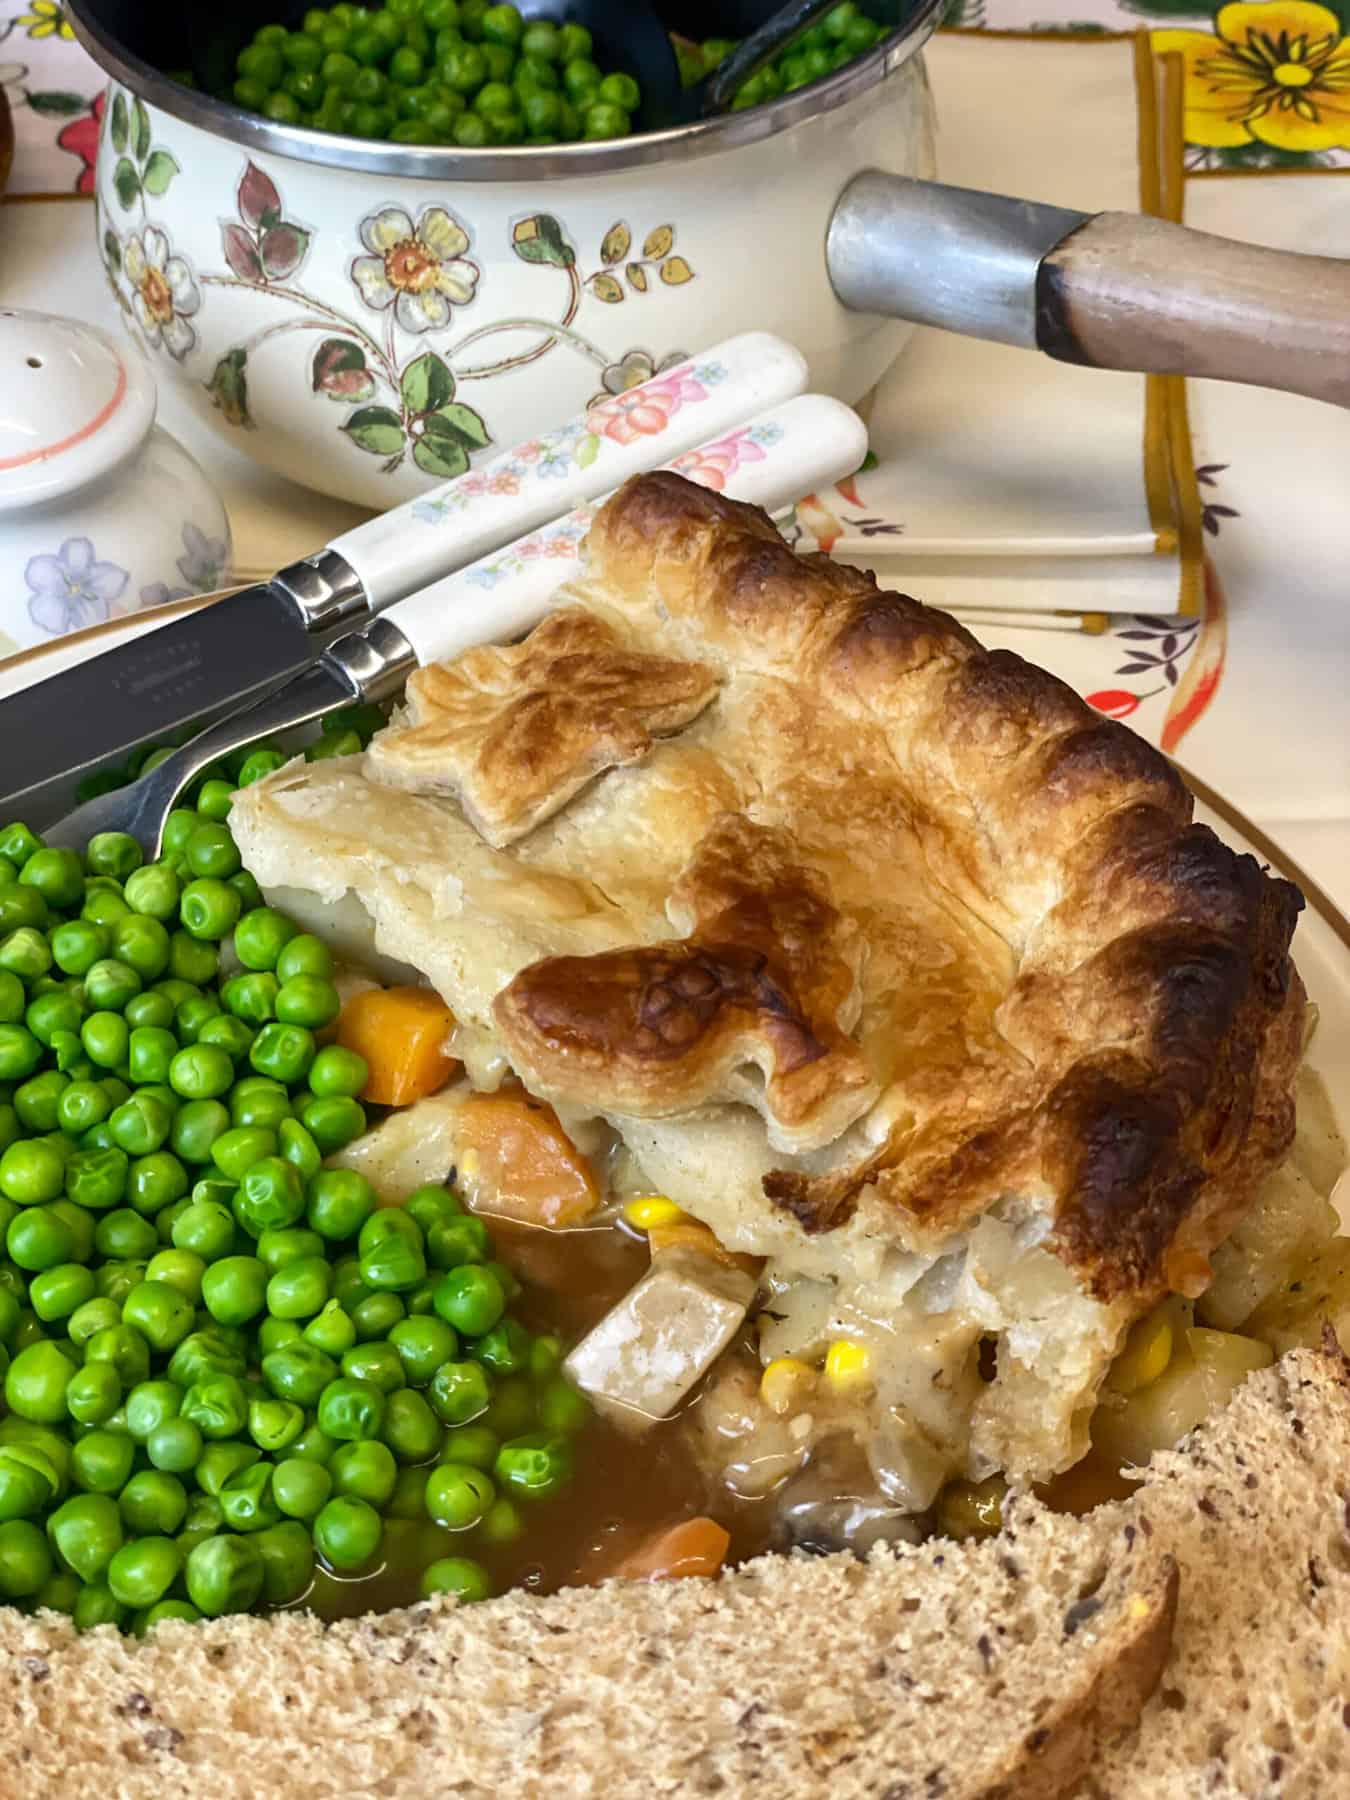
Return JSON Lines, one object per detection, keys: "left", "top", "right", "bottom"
{"left": 676, "top": 3, "right": 885, "bottom": 106}
{"left": 232, "top": 0, "right": 642, "bottom": 145}
{"left": 0, "top": 715, "right": 589, "bottom": 1633}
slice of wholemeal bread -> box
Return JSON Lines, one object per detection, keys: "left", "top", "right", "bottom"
{"left": 4, "top": 1342, "right": 1350, "bottom": 1800}
{"left": 0, "top": 1504, "right": 1175, "bottom": 1800}
{"left": 1079, "top": 1335, "right": 1350, "bottom": 1799}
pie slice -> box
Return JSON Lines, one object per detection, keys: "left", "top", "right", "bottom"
{"left": 232, "top": 471, "right": 1306, "bottom": 1507}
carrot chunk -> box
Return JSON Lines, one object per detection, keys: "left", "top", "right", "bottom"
{"left": 613, "top": 1517, "right": 731, "bottom": 1582}
{"left": 336, "top": 986, "right": 459, "bottom": 1107}
{"left": 455, "top": 1089, "right": 600, "bottom": 1228}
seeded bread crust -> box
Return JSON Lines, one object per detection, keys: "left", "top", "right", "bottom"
{"left": 0, "top": 1506, "right": 1176, "bottom": 1800}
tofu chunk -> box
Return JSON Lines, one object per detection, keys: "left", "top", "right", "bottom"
{"left": 564, "top": 1250, "right": 755, "bottom": 1426}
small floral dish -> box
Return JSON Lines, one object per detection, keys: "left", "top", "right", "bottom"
{"left": 0, "top": 307, "right": 232, "bottom": 656}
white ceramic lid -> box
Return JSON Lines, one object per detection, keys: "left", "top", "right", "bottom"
{"left": 0, "top": 308, "right": 158, "bottom": 513}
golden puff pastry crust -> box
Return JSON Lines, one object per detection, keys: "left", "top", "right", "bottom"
{"left": 235, "top": 473, "right": 1304, "bottom": 1322}
{"left": 367, "top": 607, "right": 719, "bottom": 847}
{"left": 494, "top": 814, "right": 879, "bottom": 1155}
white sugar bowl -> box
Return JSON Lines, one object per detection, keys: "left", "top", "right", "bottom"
{"left": 0, "top": 308, "right": 232, "bottom": 657}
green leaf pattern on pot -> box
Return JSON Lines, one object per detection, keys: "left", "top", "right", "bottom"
{"left": 510, "top": 214, "right": 575, "bottom": 269}
{"left": 400, "top": 351, "right": 456, "bottom": 417}
{"left": 342, "top": 407, "right": 406, "bottom": 458}
{"left": 206, "top": 349, "right": 253, "bottom": 430}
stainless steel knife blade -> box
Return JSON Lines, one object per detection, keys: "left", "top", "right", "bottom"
{"left": 0, "top": 554, "right": 367, "bottom": 827}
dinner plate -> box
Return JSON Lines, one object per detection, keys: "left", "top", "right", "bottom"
{"left": 4, "top": 607, "right": 1347, "bottom": 1178}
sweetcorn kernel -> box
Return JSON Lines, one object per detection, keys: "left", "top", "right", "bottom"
{"left": 624, "top": 1196, "right": 687, "bottom": 1232}
{"left": 760, "top": 1356, "right": 816, "bottom": 1416}
{"left": 824, "top": 1340, "right": 872, "bottom": 1391}
{"left": 1109, "top": 1310, "right": 1175, "bottom": 1396}
{"left": 938, "top": 1476, "right": 1007, "bottom": 1541}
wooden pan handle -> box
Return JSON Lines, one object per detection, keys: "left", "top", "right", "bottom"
{"left": 1037, "top": 213, "right": 1350, "bottom": 409}
{"left": 827, "top": 174, "right": 1350, "bottom": 409}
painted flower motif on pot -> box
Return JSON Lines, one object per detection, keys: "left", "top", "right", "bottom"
{"left": 585, "top": 363, "right": 724, "bottom": 447}
{"left": 25, "top": 537, "right": 129, "bottom": 637}
{"left": 56, "top": 89, "right": 103, "bottom": 196}
{"left": 351, "top": 205, "right": 480, "bottom": 335}
{"left": 595, "top": 347, "right": 690, "bottom": 400}
{"left": 15, "top": 0, "right": 73, "bottom": 41}
{"left": 124, "top": 224, "right": 201, "bottom": 361}
{"left": 1155, "top": 2, "right": 1350, "bottom": 152}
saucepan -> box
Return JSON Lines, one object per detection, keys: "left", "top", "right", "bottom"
{"left": 68, "top": 0, "right": 1350, "bottom": 512}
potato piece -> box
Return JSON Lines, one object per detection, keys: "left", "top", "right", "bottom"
{"left": 564, "top": 1249, "right": 756, "bottom": 1425}
{"left": 1246, "top": 1235, "right": 1350, "bottom": 1355}
{"left": 1092, "top": 1326, "right": 1272, "bottom": 1470}
{"left": 1198, "top": 1160, "right": 1339, "bottom": 1331}
{"left": 455, "top": 1089, "right": 601, "bottom": 1229}
{"left": 330, "top": 1090, "right": 467, "bottom": 1203}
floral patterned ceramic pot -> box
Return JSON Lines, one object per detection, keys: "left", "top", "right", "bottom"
{"left": 0, "top": 308, "right": 231, "bottom": 655}
{"left": 66, "top": 0, "right": 941, "bottom": 511}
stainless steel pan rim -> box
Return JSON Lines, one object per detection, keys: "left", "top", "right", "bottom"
{"left": 64, "top": 0, "right": 948, "bottom": 182}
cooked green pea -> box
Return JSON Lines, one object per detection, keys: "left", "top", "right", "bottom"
{"left": 434, "top": 1264, "right": 504, "bottom": 1337}
{"left": 194, "top": 1441, "right": 258, "bottom": 1499}
{"left": 171, "top": 1199, "right": 235, "bottom": 1262}
{"left": 196, "top": 1013, "right": 254, "bottom": 1061}
{"left": 248, "top": 1396, "right": 304, "bottom": 1454}
{"left": 79, "top": 1010, "right": 127, "bottom": 1070}
{"left": 0, "top": 1516, "right": 53, "bottom": 1597}
{"left": 388, "top": 1315, "right": 458, "bottom": 1385}
{"left": 425, "top": 1460, "right": 494, "bottom": 1529}
{"left": 142, "top": 1412, "right": 201, "bottom": 1473}
{"left": 126, "top": 1026, "right": 176, "bottom": 1086}
{"left": 67, "top": 1296, "right": 121, "bottom": 1348}
{"left": 218, "top": 1461, "right": 280, "bottom": 1534}
{"left": 266, "top": 1256, "right": 331, "bottom": 1320}
{"left": 439, "top": 1423, "right": 498, "bottom": 1471}
{"left": 107, "top": 1534, "right": 181, "bottom": 1608}
{"left": 494, "top": 1431, "right": 572, "bottom": 1501}
{"left": 272, "top": 1457, "right": 330, "bottom": 1521}
{"left": 50, "top": 920, "right": 107, "bottom": 977}
{"left": 381, "top": 1387, "right": 440, "bottom": 1463}
{"left": 201, "top": 1256, "right": 267, "bottom": 1326}
{"left": 169, "top": 1042, "right": 234, "bottom": 1102}
{"left": 4, "top": 1346, "right": 76, "bottom": 1425}
{"left": 180, "top": 1373, "right": 248, "bottom": 1440}
{"left": 122, "top": 1280, "right": 193, "bottom": 1352}
{"left": 288, "top": 1420, "right": 336, "bottom": 1465}
{"left": 49, "top": 1491, "right": 123, "bottom": 1581}
{"left": 427, "top": 1359, "right": 490, "bottom": 1426}
{"left": 258, "top": 1316, "right": 302, "bottom": 1358}
{"left": 0, "top": 1025, "right": 42, "bottom": 1081}
{"left": 184, "top": 822, "right": 240, "bottom": 881}
{"left": 210, "top": 1125, "right": 277, "bottom": 1182}
{"left": 235, "top": 1156, "right": 304, "bottom": 1237}
{"left": 421, "top": 1554, "right": 491, "bottom": 1603}
{"left": 229, "top": 1077, "right": 291, "bottom": 1133}
{"left": 128, "top": 1151, "right": 189, "bottom": 1217}
{"left": 65, "top": 1362, "right": 122, "bottom": 1427}
{"left": 249, "top": 1022, "right": 315, "bottom": 1084}
{"left": 123, "top": 864, "right": 180, "bottom": 921}
{"left": 262, "top": 1339, "right": 336, "bottom": 1407}
{"left": 143, "top": 1247, "right": 203, "bottom": 1303}
{"left": 303, "top": 1172, "right": 374, "bottom": 1247}
{"left": 471, "top": 1317, "right": 532, "bottom": 1377}
{"left": 351, "top": 1290, "right": 403, "bottom": 1341}
{"left": 30, "top": 1262, "right": 96, "bottom": 1322}
{"left": 64, "top": 1144, "right": 128, "bottom": 1212}
{"left": 0, "top": 1443, "right": 60, "bottom": 1519}
{"left": 12, "top": 1073, "right": 68, "bottom": 1139}
{"left": 313, "top": 1494, "right": 380, "bottom": 1571}
{"left": 123, "top": 1380, "right": 181, "bottom": 1444}
{"left": 18, "top": 846, "right": 81, "bottom": 909}
{"left": 109, "top": 1093, "right": 172, "bottom": 1157}
{"left": 317, "top": 1375, "right": 384, "bottom": 1442}
{"left": 427, "top": 1214, "right": 491, "bottom": 1270}
{"left": 299, "top": 1094, "right": 366, "bottom": 1155}
{"left": 72, "top": 1580, "right": 127, "bottom": 1630}
{"left": 34, "top": 1567, "right": 81, "bottom": 1613}
{"left": 329, "top": 1438, "right": 397, "bottom": 1507}
{"left": 1, "top": 1137, "right": 66, "bottom": 1204}
{"left": 186, "top": 1532, "right": 263, "bottom": 1616}
{"left": 171, "top": 1098, "right": 229, "bottom": 1164}
{"left": 234, "top": 909, "right": 298, "bottom": 973}
{"left": 221, "top": 972, "right": 279, "bottom": 1027}
{"left": 255, "top": 1518, "right": 314, "bottom": 1605}
{"left": 70, "top": 1425, "right": 129, "bottom": 1497}
{"left": 303, "top": 1298, "right": 357, "bottom": 1358}
{"left": 168, "top": 930, "right": 218, "bottom": 986}
{"left": 341, "top": 1341, "right": 405, "bottom": 1397}
{"left": 85, "top": 1324, "right": 150, "bottom": 1387}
